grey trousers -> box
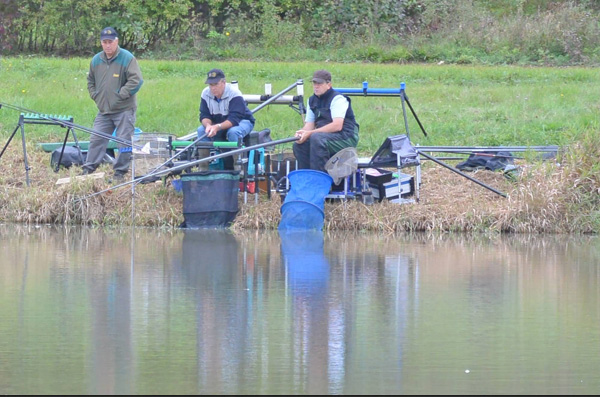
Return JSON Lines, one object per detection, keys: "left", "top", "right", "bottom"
{"left": 82, "top": 108, "right": 136, "bottom": 174}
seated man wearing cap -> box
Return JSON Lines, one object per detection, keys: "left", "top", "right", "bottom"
{"left": 197, "top": 68, "right": 255, "bottom": 170}
{"left": 83, "top": 27, "right": 143, "bottom": 181}
{"left": 294, "top": 69, "right": 359, "bottom": 173}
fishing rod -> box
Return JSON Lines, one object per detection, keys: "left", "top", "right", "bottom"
{"left": 415, "top": 145, "right": 559, "bottom": 153}
{"left": 140, "top": 133, "right": 205, "bottom": 178}
{"left": 0, "top": 102, "right": 142, "bottom": 149}
{"left": 251, "top": 80, "right": 303, "bottom": 114}
{"left": 418, "top": 150, "right": 507, "bottom": 198}
{"left": 80, "top": 136, "right": 300, "bottom": 200}
{"left": 421, "top": 150, "right": 525, "bottom": 160}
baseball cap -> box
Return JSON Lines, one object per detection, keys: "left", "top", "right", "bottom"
{"left": 100, "top": 27, "right": 118, "bottom": 41}
{"left": 312, "top": 69, "right": 331, "bottom": 84}
{"left": 205, "top": 68, "right": 225, "bottom": 84}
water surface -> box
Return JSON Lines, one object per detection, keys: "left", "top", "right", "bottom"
{"left": 1, "top": 225, "right": 599, "bottom": 394}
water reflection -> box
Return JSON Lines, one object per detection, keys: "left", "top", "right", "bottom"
{"left": 1, "top": 225, "right": 600, "bottom": 394}
{"left": 280, "top": 230, "right": 332, "bottom": 394}
{"left": 177, "top": 230, "right": 245, "bottom": 394}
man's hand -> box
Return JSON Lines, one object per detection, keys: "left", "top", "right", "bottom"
{"left": 205, "top": 123, "right": 221, "bottom": 138}
{"left": 295, "top": 129, "right": 312, "bottom": 144}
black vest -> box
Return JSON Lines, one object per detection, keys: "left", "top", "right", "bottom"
{"left": 309, "top": 88, "right": 358, "bottom": 135}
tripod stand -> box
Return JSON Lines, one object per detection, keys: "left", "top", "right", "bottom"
{"left": 397, "top": 84, "right": 507, "bottom": 198}
{"left": 0, "top": 113, "right": 32, "bottom": 187}
{"left": 0, "top": 112, "right": 77, "bottom": 186}
{"left": 399, "top": 82, "right": 428, "bottom": 140}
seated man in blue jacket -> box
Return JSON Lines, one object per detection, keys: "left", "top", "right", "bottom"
{"left": 197, "top": 68, "right": 255, "bottom": 170}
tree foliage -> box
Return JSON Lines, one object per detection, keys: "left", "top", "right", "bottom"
{"left": 1, "top": 0, "right": 600, "bottom": 66}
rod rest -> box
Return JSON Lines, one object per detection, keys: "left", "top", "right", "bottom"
{"left": 191, "top": 129, "right": 272, "bottom": 152}
{"left": 20, "top": 113, "right": 73, "bottom": 126}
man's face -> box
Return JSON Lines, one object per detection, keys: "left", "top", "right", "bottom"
{"left": 209, "top": 79, "right": 226, "bottom": 99}
{"left": 312, "top": 81, "right": 331, "bottom": 96}
{"left": 101, "top": 38, "right": 118, "bottom": 59}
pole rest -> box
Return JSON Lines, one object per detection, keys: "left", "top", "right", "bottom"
{"left": 334, "top": 81, "right": 408, "bottom": 96}
{"left": 20, "top": 112, "right": 74, "bottom": 126}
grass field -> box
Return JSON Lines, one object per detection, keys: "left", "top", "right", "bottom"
{"left": 1, "top": 57, "right": 598, "bottom": 154}
{"left": 0, "top": 57, "right": 599, "bottom": 231}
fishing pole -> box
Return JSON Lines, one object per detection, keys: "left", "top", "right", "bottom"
{"left": 79, "top": 136, "right": 300, "bottom": 200}
{"left": 141, "top": 133, "right": 205, "bottom": 178}
{"left": 418, "top": 150, "right": 507, "bottom": 198}
{"left": 251, "top": 80, "right": 303, "bottom": 114}
{"left": 419, "top": 150, "right": 525, "bottom": 160}
{"left": 415, "top": 145, "right": 560, "bottom": 153}
{"left": 127, "top": 133, "right": 207, "bottom": 192}
{"left": 0, "top": 102, "right": 142, "bottom": 149}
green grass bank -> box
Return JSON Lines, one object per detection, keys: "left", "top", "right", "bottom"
{"left": 0, "top": 58, "right": 599, "bottom": 233}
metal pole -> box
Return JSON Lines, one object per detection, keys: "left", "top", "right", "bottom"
{"left": 80, "top": 136, "right": 300, "bottom": 200}
{"left": 402, "top": 91, "right": 428, "bottom": 138}
{"left": 142, "top": 133, "right": 206, "bottom": 178}
{"left": 415, "top": 145, "right": 560, "bottom": 153}
{"left": 399, "top": 84, "right": 411, "bottom": 141}
{"left": 251, "top": 80, "right": 302, "bottom": 114}
{"left": 131, "top": 149, "right": 136, "bottom": 225}
{"left": 0, "top": 124, "right": 20, "bottom": 159}
{"left": 0, "top": 102, "right": 140, "bottom": 149}
{"left": 418, "top": 150, "right": 507, "bottom": 198}
{"left": 19, "top": 121, "right": 31, "bottom": 187}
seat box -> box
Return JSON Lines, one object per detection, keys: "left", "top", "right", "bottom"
{"left": 369, "top": 173, "right": 413, "bottom": 201}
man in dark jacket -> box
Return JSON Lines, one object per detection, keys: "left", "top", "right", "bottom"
{"left": 82, "top": 27, "right": 143, "bottom": 181}
{"left": 293, "top": 69, "right": 359, "bottom": 172}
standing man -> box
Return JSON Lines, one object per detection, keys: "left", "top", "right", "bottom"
{"left": 294, "top": 69, "right": 359, "bottom": 172}
{"left": 82, "top": 27, "right": 143, "bottom": 181}
{"left": 197, "top": 68, "right": 255, "bottom": 170}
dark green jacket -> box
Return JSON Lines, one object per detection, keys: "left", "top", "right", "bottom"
{"left": 87, "top": 47, "right": 143, "bottom": 114}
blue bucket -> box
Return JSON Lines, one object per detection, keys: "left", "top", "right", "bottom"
{"left": 284, "top": 170, "right": 333, "bottom": 210}
{"left": 279, "top": 200, "right": 325, "bottom": 231}
{"left": 279, "top": 170, "right": 332, "bottom": 231}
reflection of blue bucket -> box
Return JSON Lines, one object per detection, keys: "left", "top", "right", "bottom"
{"left": 280, "top": 230, "right": 329, "bottom": 296}
{"left": 279, "top": 170, "right": 332, "bottom": 230}
{"left": 279, "top": 200, "right": 325, "bottom": 231}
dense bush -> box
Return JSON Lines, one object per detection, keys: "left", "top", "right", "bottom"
{"left": 1, "top": 0, "right": 600, "bottom": 65}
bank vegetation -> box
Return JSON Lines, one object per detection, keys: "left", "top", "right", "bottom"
{"left": 2, "top": 1, "right": 600, "bottom": 66}
{"left": 0, "top": 130, "right": 598, "bottom": 233}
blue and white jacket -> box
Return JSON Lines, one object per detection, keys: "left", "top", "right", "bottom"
{"left": 199, "top": 83, "right": 255, "bottom": 126}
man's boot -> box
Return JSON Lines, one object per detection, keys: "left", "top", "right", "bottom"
{"left": 197, "top": 148, "right": 210, "bottom": 171}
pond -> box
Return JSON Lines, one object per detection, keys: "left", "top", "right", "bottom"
{"left": 1, "top": 225, "right": 599, "bottom": 394}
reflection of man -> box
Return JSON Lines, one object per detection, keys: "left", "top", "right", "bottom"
{"left": 196, "top": 68, "right": 255, "bottom": 170}
{"left": 83, "top": 27, "right": 143, "bottom": 181}
{"left": 293, "top": 69, "right": 359, "bottom": 172}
